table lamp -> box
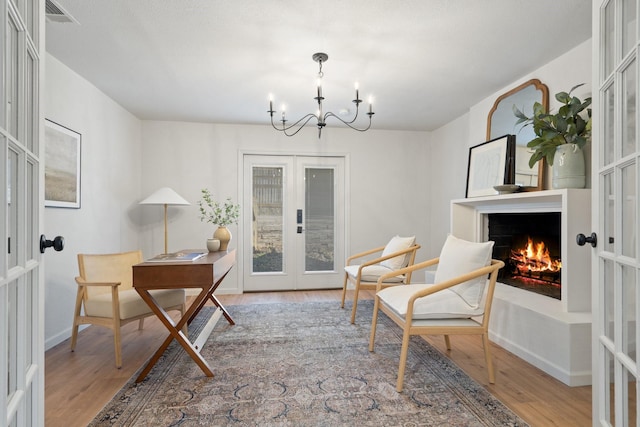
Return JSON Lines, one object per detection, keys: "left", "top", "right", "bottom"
{"left": 140, "top": 187, "right": 190, "bottom": 254}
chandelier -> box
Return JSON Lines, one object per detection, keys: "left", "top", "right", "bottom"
{"left": 268, "top": 52, "right": 374, "bottom": 137}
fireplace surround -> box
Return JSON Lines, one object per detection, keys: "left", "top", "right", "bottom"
{"left": 451, "top": 189, "right": 591, "bottom": 386}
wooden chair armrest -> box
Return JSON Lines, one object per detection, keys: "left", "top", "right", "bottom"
{"left": 375, "top": 256, "right": 439, "bottom": 290}
{"left": 346, "top": 245, "right": 386, "bottom": 265}
{"left": 359, "top": 244, "right": 421, "bottom": 268}
{"left": 356, "top": 244, "right": 421, "bottom": 276}
{"left": 75, "top": 277, "right": 120, "bottom": 288}
{"left": 405, "top": 260, "right": 505, "bottom": 315}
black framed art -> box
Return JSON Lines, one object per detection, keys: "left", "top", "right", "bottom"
{"left": 465, "top": 134, "right": 515, "bottom": 198}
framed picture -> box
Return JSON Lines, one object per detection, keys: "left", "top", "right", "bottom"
{"left": 465, "top": 134, "right": 515, "bottom": 198}
{"left": 45, "top": 119, "right": 81, "bottom": 208}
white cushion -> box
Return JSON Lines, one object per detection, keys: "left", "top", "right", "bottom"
{"left": 434, "top": 235, "right": 494, "bottom": 308}
{"left": 84, "top": 288, "right": 186, "bottom": 319}
{"left": 379, "top": 235, "right": 416, "bottom": 270}
{"left": 344, "top": 264, "right": 404, "bottom": 283}
{"left": 378, "top": 284, "right": 484, "bottom": 319}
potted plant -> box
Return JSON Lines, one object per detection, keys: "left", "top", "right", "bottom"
{"left": 513, "top": 83, "right": 592, "bottom": 189}
{"left": 198, "top": 188, "right": 240, "bottom": 251}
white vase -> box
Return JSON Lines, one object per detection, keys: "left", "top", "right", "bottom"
{"left": 206, "top": 238, "right": 220, "bottom": 252}
{"left": 552, "top": 144, "right": 585, "bottom": 189}
{"left": 213, "top": 226, "right": 231, "bottom": 251}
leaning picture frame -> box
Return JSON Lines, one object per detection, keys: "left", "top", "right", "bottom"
{"left": 45, "top": 119, "right": 81, "bottom": 208}
{"left": 465, "top": 134, "right": 515, "bottom": 198}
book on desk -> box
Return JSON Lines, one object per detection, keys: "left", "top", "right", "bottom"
{"left": 146, "top": 251, "right": 207, "bottom": 262}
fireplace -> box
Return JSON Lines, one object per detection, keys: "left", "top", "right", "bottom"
{"left": 451, "top": 189, "right": 592, "bottom": 386}
{"left": 487, "top": 212, "right": 561, "bottom": 300}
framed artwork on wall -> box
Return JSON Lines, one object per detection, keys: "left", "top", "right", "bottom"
{"left": 45, "top": 119, "right": 81, "bottom": 208}
{"left": 465, "top": 134, "right": 515, "bottom": 198}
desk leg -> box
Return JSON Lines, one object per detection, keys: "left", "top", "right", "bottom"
{"left": 187, "top": 269, "right": 235, "bottom": 326}
{"left": 135, "top": 287, "right": 213, "bottom": 383}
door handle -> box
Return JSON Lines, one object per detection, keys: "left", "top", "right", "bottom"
{"left": 576, "top": 232, "right": 597, "bottom": 248}
{"left": 40, "top": 235, "right": 65, "bottom": 253}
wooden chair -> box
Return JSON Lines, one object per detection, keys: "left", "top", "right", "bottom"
{"left": 369, "top": 235, "right": 504, "bottom": 391}
{"left": 71, "top": 250, "right": 186, "bottom": 368}
{"left": 341, "top": 236, "right": 420, "bottom": 324}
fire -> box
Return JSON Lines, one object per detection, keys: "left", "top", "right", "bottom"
{"left": 510, "top": 237, "right": 561, "bottom": 274}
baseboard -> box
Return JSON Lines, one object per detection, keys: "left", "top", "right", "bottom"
{"left": 489, "top": 328, "right": 592, "bottom": 387}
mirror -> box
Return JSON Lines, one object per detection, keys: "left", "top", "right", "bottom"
{"left": 487, "top": 79, "right": 549, "bottom": 191}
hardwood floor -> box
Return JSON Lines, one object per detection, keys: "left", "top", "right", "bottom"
{"left": 45, "top": 290, "right": 591, "bottom": 426}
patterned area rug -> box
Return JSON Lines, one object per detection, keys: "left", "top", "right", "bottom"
{"left": 89, "top": 301, "right": 528, "bottom": 426}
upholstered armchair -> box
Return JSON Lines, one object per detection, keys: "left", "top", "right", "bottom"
{"left": 341, "top": 235, "right": 420, "bottom": 324}
{"left": 71, "top": 250, "right": 187, "bottom": 368}
{"left": 369, "top": 235, "right": 504, "bottom": 391}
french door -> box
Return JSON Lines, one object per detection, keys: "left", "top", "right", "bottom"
{"left": 242, "top": 154, "right": 345, "bottom": 291}
{"left": 594, "top": 0, "right": 640, "bottom": 425}
{"left": 2, "top": 0, "right": 44, "bottom": 425}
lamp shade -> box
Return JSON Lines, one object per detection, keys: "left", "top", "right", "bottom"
{"left": 140, "top": 187, "right": 190, "bottom": 205}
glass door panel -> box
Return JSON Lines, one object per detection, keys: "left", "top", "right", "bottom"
{"left": 304, "top": 167, "right": 335, "bottom": 272}
{"left": 252, "top": 166, "right": 284, "bottom": 274}
{"left": 8, "top": 147, "right": 18, "bottom": 269}
{"left": 621, "top": 162, "right": 636, "bottom": 257}
{"left": 623, "top": 0, "right": 637, "bottom": 57}
{"left": 622, "top": 60, "right": 636, "bottom": 158}
{"left": 603, "top": 83, "right": 615, "bottom": 167}
{"left": 7, "top": 12, "right": 19, "bottom": 139}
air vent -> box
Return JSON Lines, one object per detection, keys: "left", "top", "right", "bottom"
{"left": 45, "top": 0, "right": 79, "bottom": 24}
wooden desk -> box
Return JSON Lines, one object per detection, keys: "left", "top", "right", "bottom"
{"left": 133, "top": 249, "right": 236, "bottom": 382}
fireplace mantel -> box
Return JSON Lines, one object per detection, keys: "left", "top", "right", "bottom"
{"left": 451, "top": 189, "right": 592, "bottom": 386}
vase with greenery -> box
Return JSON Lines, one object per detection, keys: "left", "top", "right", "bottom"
{"left": 198, "top": 188, "right": 240, "bottom": 250}
{"left": 513, "top": 84, "right": 592, "bottom": 189}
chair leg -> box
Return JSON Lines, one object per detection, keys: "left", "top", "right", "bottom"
{"left": 369, "top": 299, "right": 380, "bottom": 352}
{"left": 350, "top": 283, "right": 360, "bottom": 324}
{"left": 444, "top": 335, "right": 452, "bottom": 351}
{"left": 113, "top": 318, "right": 123, "bottom": 369}
{"left": 70, "top": 321, "right": 79, "bottom": 352}
{"left": 396, "top": 328, "right": 412, "bottom": 392}
{"left": 138, "top": 318, "right": 144, "bottom": 330}
{"left": 482, "top": 333, "right": 496, "bottom": 383}
{"left": 340, "top": 273, "right": 349, "bottom": 309}
{"left": 70, "top": 289, "right": 84, "bottom": 351}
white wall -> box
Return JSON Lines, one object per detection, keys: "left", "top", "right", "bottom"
{"left": 139, "top": 122, "right": 432, "bottom": 293}
{"left": 428, "top": 112, "right": 471, "bottom": 257}
{"left": 44, "top": 54, "right": 143, "bottom": 349}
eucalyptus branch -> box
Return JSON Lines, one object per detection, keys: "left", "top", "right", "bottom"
{"left": 198, "top": 188, "right": 240, "bottom": 227}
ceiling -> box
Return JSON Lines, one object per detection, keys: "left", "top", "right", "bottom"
{"left": 45, "top": 0, "right": 592, "bottom": 132}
